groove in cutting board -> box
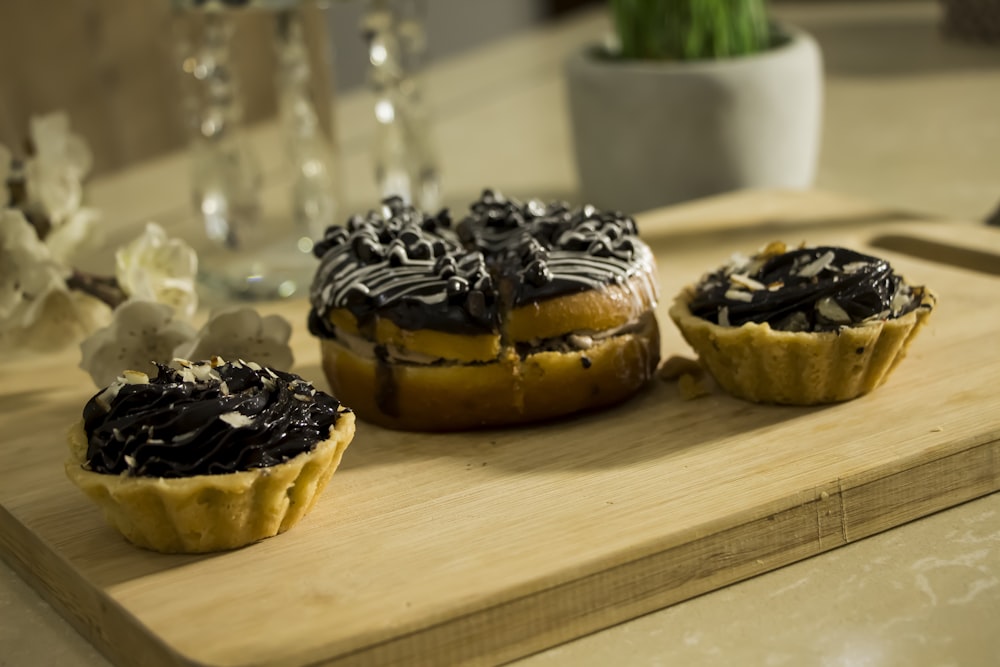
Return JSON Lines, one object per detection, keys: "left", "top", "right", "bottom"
{"left": 870, "top": 233, "right": 1000, "bottom": 275}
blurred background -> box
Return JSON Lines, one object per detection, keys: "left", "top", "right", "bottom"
{"left": 1, "top": 0, "right": 999, "bottom": 220}
{"left": 1, "top": 0, "right": 568, "bottom": 175}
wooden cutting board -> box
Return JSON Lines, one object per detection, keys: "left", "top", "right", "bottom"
{"left": 2, "top": 190, "right": 998, "bottom": 667}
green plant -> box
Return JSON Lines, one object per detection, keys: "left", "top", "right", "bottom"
{"left": 610, "top": 0, "right": 770, "bottom": 60}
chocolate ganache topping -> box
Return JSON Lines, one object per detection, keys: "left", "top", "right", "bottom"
{"left": 308, "top": 190, "right": 655, "bottom": 336}
{"left": 81, "top": 358, "right": 346, "bottom": 478}
{"left": 688, "top": 242, "right": 925, "bottom": 332}
{"left": 457, "top": 190, "right": 656, "bottom": 307}
{"left": 309, "top": 196, "right": 496, "bottom": 336}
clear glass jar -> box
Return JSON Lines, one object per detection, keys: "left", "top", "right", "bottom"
{"left": 172, "top": 0, "right": 341, "bottom": 301}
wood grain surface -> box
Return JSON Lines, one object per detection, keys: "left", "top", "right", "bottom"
{"left": 1, "top": 191, "right": 998, "bottom": 667}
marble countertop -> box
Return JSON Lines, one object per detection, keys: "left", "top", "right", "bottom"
{"left": 2, "top": 2, "right": 998, "bottom": 665}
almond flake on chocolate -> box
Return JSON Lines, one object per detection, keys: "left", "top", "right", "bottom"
{"left": 891, "top": 285, "right": 914, "bottom": 314}
{"left": 729, "top": 273, "right": 766, "bottom": 291}
{"left": 816, "top": 297, "right": 851, "bottom": 324}
{"left": 220, "top": 411, "right": 255, "bottom": 428}
{"left": 724, "top": 289, "right": 754, "bottom": 303}
{"left": 122, "top": 370, "right": 149, "bottom": 385}
{"left": 797, "top": 250, "right": 836, "bottom": 278}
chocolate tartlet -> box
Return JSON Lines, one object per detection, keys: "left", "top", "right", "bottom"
{"left": 308, "top": 190, "right": 660, "bottom": 430}
{"left": 65, "top": 358, "right": 355, "bottom": 553}
{"left": 669, "top": 242, "right": 936, "bottom": 404}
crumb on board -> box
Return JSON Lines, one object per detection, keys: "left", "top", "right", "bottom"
{"left": 656, "top": 355, "right": 711, "bottom": 400}
{"left": 656, "top": 355, "right": 704, "bottom": 381}
{"left": 678, "top": 373, "right": 711, "bottom": 400}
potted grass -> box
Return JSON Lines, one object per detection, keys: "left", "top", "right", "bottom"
{"left": 565, "top": 0, "right": 823, "bottom": 214}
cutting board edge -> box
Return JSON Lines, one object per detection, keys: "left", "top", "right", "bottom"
{"left": 7, "top": 435, "right": 995, "bottom": 667}
{"left": 307, "top": 435, "right": 1000, "bottom": 667}
{"left": 0, "top": 504, "right": 196, "bottom": 667}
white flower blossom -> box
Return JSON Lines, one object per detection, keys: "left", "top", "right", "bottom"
{"left": 24, "top": 112, "right": 92, "bottom": 226}
{"left": 0, "top": 209, "right": 110, "bottom": 353}
{"left": 0, "top": 288, "right": 111, "bottom": 354}
{"left": 173, "top": 307, "right": 294, "bottom": 371}
{"left": 115, "top": 222, "right": 199, "bottom": 320}
{"left": 0, "top": 209, "right": 66, "bottom": 331}
{"left": 79, "top": 300, "right": 197, "bottom": 387}
{"left": 46, "top": 206, "right": 102, "bottom": 265}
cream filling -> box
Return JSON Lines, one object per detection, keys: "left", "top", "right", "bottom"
{"left": 513, "top": 315, "right": 650, "bottom": 353}
{"left": 329, "top": 314, "right": 650, "bottom": 366}
{"left": 331, "top": 326, "right": 447, "bottom": 365}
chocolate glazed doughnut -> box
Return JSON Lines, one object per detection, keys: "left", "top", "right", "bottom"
{"left": 308, "top": 190, "right": 660, "bottom": 431}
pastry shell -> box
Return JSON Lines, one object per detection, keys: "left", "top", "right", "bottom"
{"left": 64, "top": 410, "right": 355, "bottom": 553}
{"left": 668, "top": 286, "right": 936, "bottom": 405}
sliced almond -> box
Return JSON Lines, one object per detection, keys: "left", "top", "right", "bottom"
{"left": 798, "top": 250, "right": 835, "bottom": 278}
{"left": 724, "top": 289, "right": 754, "bottom": 303}
{"left": 729, "top": 273, "right": 766, "bottom": 291}
{"left": 122, "top": 370, "right": 150, "bottom": 385}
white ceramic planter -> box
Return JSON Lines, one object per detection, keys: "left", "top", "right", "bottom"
{"left": 565, "top": 26, "right": 823, "bottom": 214}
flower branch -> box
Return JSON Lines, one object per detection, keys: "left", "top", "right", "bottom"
{"left": 3, "top": 111, "right": 295, "bottom": 384}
